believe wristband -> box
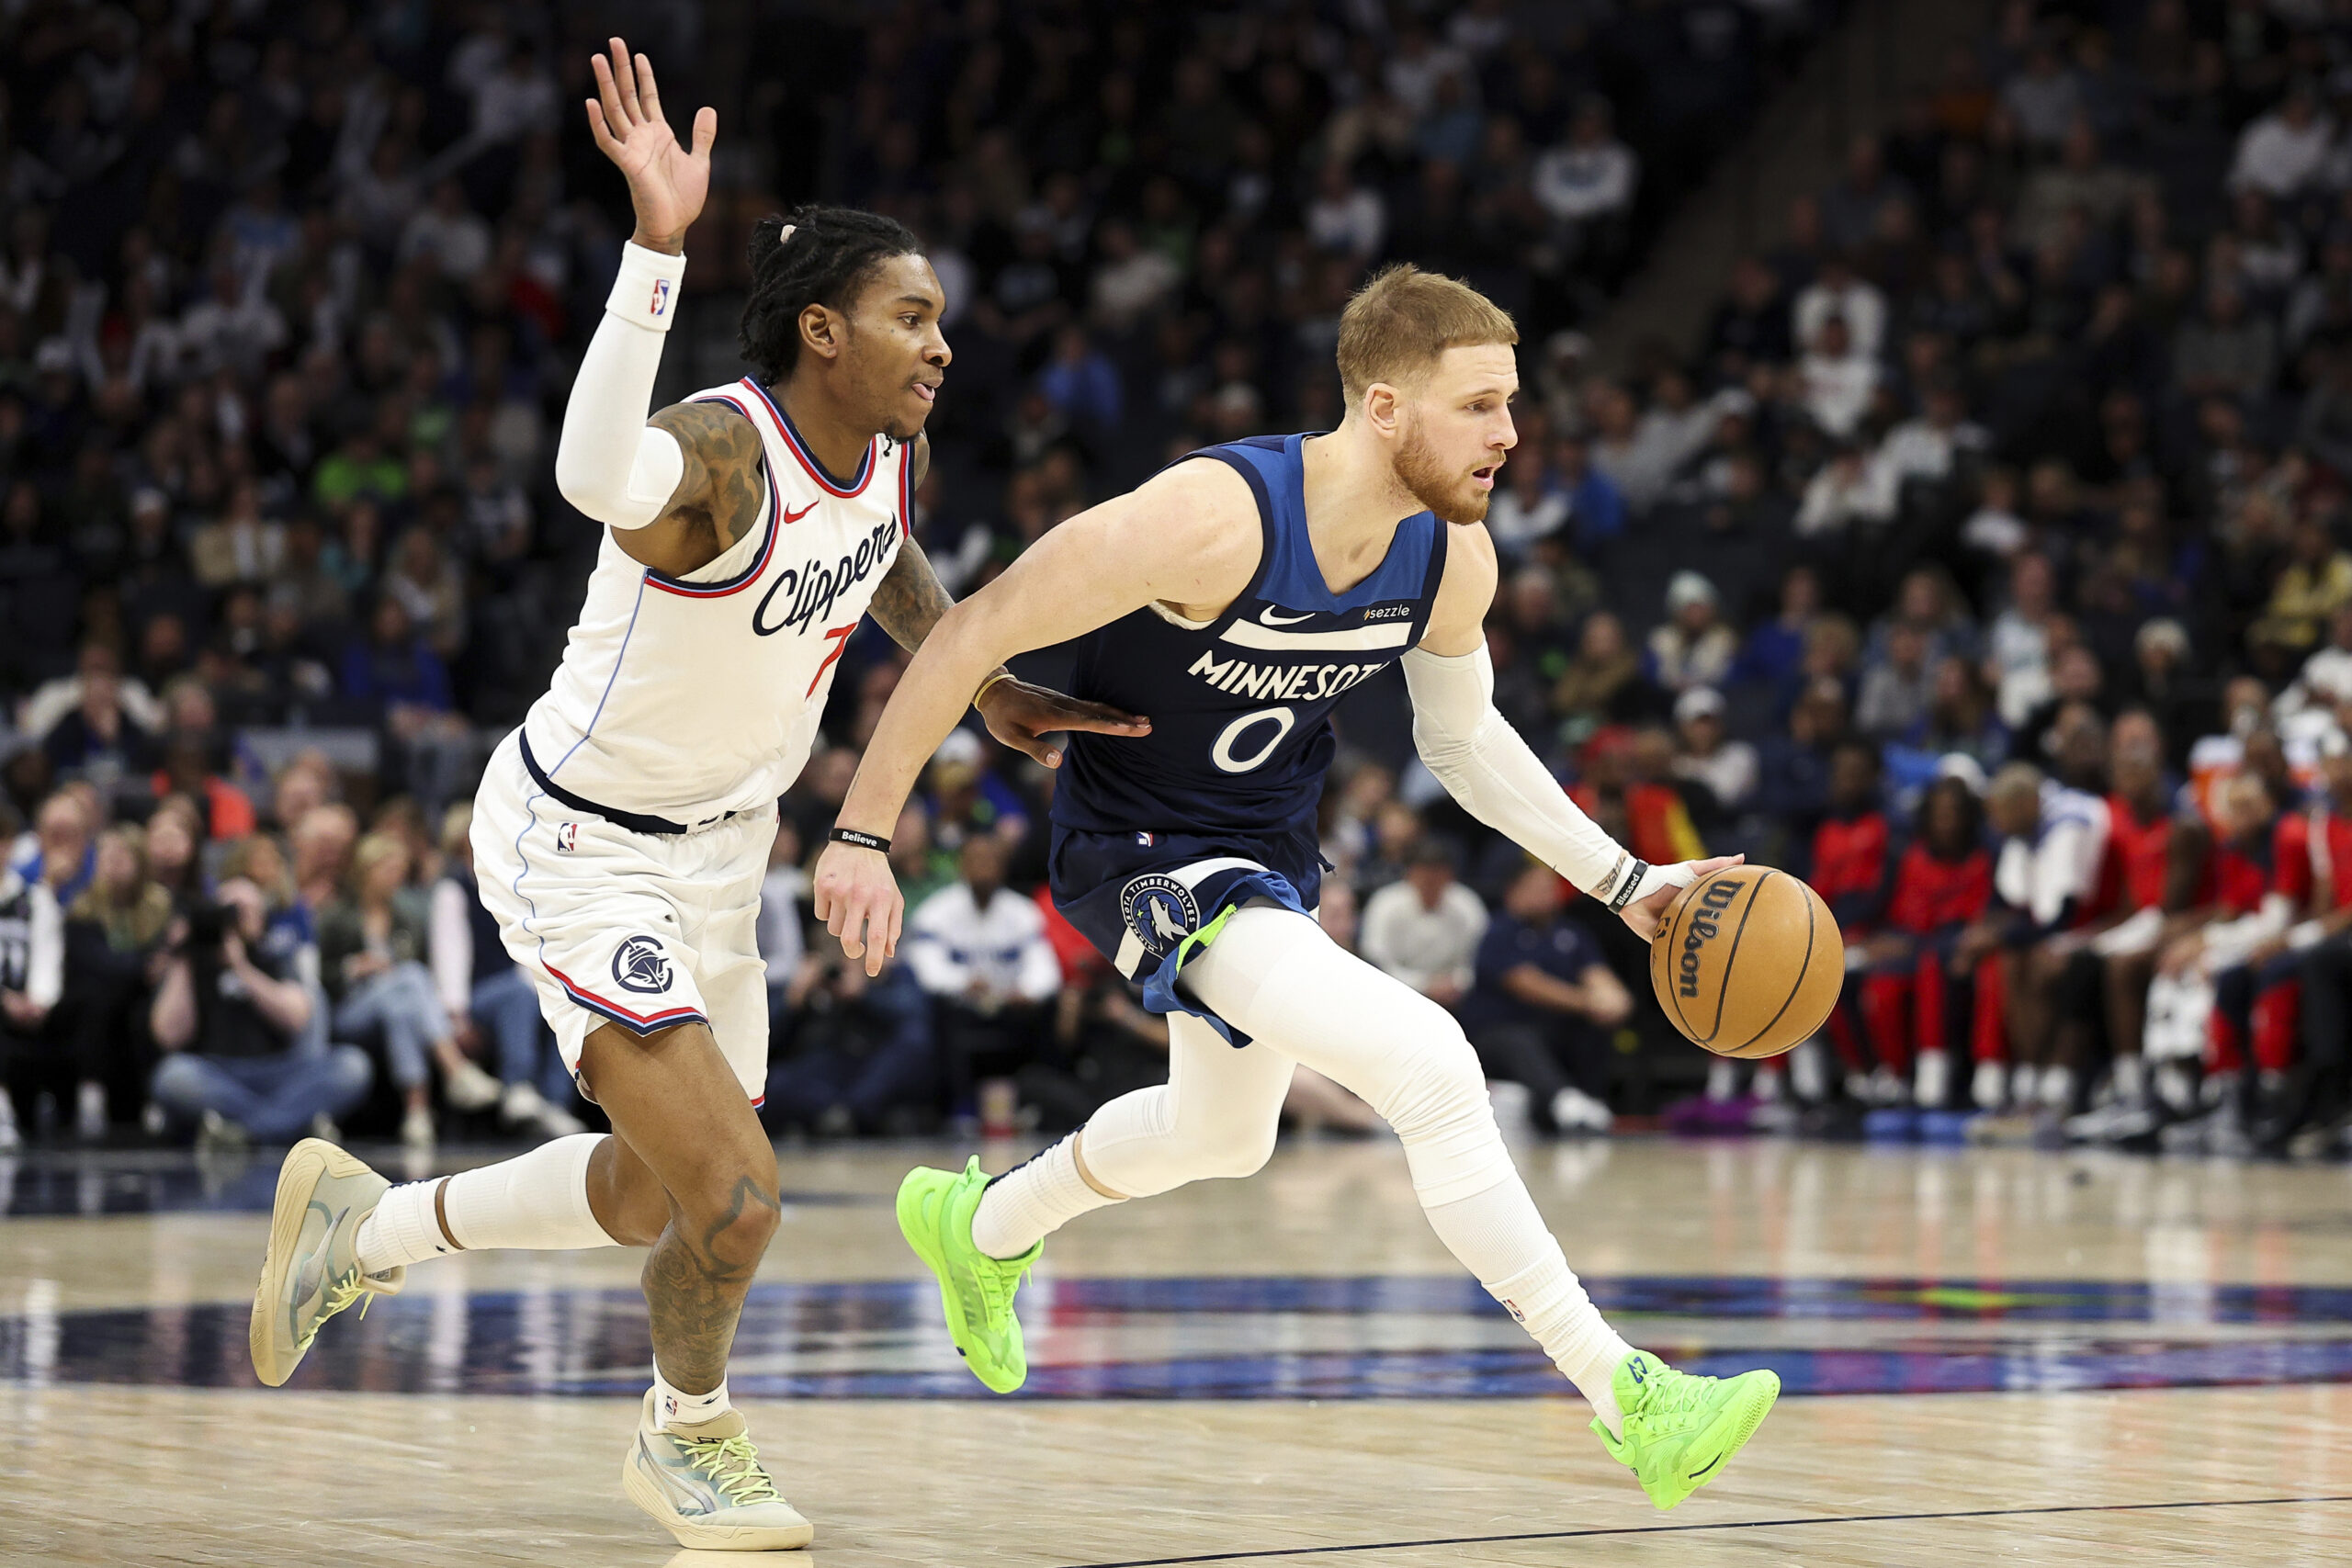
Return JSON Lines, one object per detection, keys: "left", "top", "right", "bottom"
{"left": 827, "top": 827, "right": 891, "bottom": 854}
{"left": 606, "top": 241, "right": 687, "bottom": 333}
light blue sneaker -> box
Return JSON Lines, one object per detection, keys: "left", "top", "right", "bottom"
{"left": 620, "top": 1389, "right": 814, "bottom": 1550}
{"left": 249, "top": 1138, "right": 403, "bottom": 1386}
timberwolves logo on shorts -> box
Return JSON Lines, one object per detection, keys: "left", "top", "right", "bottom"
{"left": 611, "top": 934, "right": 674, "bottom": 995}
{"left": 1120, "top": 874, "right": 1200, "bottom": 958}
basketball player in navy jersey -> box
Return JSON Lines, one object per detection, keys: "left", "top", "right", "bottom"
{"left": 246, "top": 39, "right": 1139, "bottom": 1551}
{"left": 814, "top": 267, "right": 1781, "bottom": 1511}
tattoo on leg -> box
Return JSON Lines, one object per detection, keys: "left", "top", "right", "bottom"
{"left": 639, "top": 1176, "right": 784, "bottom": 1393}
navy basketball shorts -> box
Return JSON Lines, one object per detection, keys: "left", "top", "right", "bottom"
{"left": 1048, "top": 824, "right": 1322, "bottom": 1044}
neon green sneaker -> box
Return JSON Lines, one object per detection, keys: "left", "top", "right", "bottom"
{"left": 1593, "top": 1350, "right": 1780, "bottom": 1509}
{"left": 896, "top": 1157, "right": 1041, "bottom": 1393}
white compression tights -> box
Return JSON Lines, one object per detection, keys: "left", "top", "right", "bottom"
{"left": 976, "top": 903, "right": 1636, "bottom": 1429}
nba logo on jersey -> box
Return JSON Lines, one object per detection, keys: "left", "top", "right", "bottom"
{"left": 1120, "top": 873, "right": 1199, "bottom": 957}
{"left": 650, "top": 277, "right": 670, "bottom": 317}
{"left": 1136, "top": 831, "right": 1156, "bottom": 847}
{"left": 554, "top": 822, "right": 578, "bottom": 853}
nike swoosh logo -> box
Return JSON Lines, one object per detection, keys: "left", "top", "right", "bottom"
{"left": 1259, "top": 605, "right": 1315, "bottom": 626}
{"left": 781, "top": 502, "right": 817, "bottom": 525}
{"left": 1689, "top": 1453, "right": 1723, "bottom": 1478}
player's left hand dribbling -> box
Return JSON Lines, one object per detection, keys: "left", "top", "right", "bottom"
{"left": 812, "top": 841, "right": 904, "bottom": 976}
{"left": 976, "top": 678, "right": 1149, "bottom": 768}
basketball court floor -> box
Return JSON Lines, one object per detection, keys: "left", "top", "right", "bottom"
{"left": 4, "top": 1133, "right": 2349, "bottom": 1566}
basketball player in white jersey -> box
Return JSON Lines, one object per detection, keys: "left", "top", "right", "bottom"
{"left": 247, "top": 39, "right": 1140, "bottom": 1551}
{"left": 814, "top": 267, "right": 1781, "bottom": 1513}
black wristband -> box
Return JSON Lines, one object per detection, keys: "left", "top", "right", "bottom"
{"left": 1606, "top": 859, "right": 1649, "bottom": 912}
{"left": 827, "top": 827, "right": 891, "bottom": 853}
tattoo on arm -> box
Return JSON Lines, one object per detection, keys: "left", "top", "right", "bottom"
{"left": 649, "top": 400, "right": 769, "bottom": 555}
{"left": 867, "top": 535, "right": 956, "bottom": 653}
{"left": 639, "top": 1174, "right": 784, "bottom": 1393}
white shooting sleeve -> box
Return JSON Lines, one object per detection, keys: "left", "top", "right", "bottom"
{"left": 1403, "top": 642, "right": 1696, "bottom": 913}
{"left": 550, "top": 241, "right": 692, "bottom": 530}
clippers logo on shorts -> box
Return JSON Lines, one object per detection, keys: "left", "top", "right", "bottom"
{"left": 650, "top": 277, "right": 670, "bottom": 317}
{"left": 1120, "top": 873, "right": 1200, "bottom": 957}
{"left": 1677, "top": 876, "right": 1747, "bottom": 998}
{"left": 554, "top": 822, "right": 578, "bottom": 853}
{"left": 612, "top": 934, "right": 675, "bottom": 995}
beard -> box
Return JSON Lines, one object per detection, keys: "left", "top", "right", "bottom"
{"left": 1395, "top": 417, "right": 1491, "bottom": 525}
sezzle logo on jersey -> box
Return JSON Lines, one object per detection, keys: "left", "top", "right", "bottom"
{"left": 751, "top": 515, "right": 901, "bottom": 638}
{"left": 1188, "top": 649, "right": 1389, "bottom": 702}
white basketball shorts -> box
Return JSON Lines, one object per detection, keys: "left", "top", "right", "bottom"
{"left": 470, "top": 729, "right": 775, "bottom": 1105}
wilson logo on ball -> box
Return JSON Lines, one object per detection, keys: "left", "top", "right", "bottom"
{"left": 1677, "top": 876, "right": 1746, "bottom": 998}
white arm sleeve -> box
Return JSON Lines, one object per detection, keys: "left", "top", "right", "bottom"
{"left": 1403, "top": 643, "right": 1695, "bottom": 912}
{"left": 552, "top": 242, "right": 691, "bottom": 530}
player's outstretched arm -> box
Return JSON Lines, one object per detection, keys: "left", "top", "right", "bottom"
{"left": 550, "top": 39, "right": 766, "bottom": 574}
{"left": 863, "top": 436, "right": 1149, "bottom": 767}
{"left": 813, "top": 459, "right": 1261, "bottom": 973}
{"left": 1404, "top": 523, "right": 1739, "bottom": 940}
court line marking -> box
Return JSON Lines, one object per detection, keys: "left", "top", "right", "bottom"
{"left": 1058, "top": 1493, "right": 2352, "bottom": 1566}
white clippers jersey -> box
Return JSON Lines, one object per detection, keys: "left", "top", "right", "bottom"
{"left": 518, "top": 376, "right": 910, "bottom": 825}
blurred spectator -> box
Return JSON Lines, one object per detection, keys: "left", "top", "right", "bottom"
{"left": 319, "top": 831, "right": 501, "bottom": 1149}
{"left": 149, "top": 875, "right": 368, "bottom": 1149}
{"left": 0, "top": 856, "right": 64, "bottom": 1149}
{"left": 905, "top": 837, "right": 1059, "bottom": 1122}
{"left": 429, "top": 804, "right": 580, "bottom": 1139}
{"left": 1645, "top": 573, "right": 1738, "bottom": 694}
{"left": 1857, "top": 622, "right": 1938, "bottom": 742}
{"left": 766, "top": 931, "right": 936, "bottom": 1137}
{"left": 1532, "top": 96, "right": 1637, "bottom": 269}
{"left": 1671, "top": 687, "right": 1758, "bottom": 814}
{"left": 1361, "top": 840, "right": 1487, "bottom": 1008}
{"left": 62, "top": 823, "right": 173, "bottom": 1136}
{"left": 1462, "top": 861, "right": 1631, "bottom": 1134}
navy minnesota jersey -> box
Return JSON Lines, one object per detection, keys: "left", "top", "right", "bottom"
{"left": 1052, "top": 433, "right": 1450, "bottom": 845}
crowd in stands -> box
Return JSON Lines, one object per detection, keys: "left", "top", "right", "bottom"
{"left": 7, "top": 1, "right": 2352, "bottom": 1166}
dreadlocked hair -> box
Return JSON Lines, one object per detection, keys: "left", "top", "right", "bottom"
{"left": 739, "top": 205, "right": 923, "bottom": 385}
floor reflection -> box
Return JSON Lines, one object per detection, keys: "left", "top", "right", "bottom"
{"left": 6, "top": 1270, "right": 2347, "bottom": 1401}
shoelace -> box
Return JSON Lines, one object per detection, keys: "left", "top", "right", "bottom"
{"left": 679, "top": 1434, "right": 783, "bottom": 1506}
{"left": 1633, "top": 1371, "right": 1714, "bottom": 1437}
{"left": 324, "top": 1269, "right": 379, "bottom": 1316}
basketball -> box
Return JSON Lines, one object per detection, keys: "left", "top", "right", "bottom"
{"left": 1648, "top": 865, "right": 1841, "bottom": 1060}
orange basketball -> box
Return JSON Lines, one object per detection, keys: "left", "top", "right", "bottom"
{"left": 1647, "top": 865, "right": 1841, "bottom": 1060}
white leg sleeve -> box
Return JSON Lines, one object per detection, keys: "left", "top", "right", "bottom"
{"left": 1182, "top": 906, "right": 1511, "bottom": 1204}
{"left": 1077, "top": 1011, "right": 1296, "bottom": 1198}
{"left": 1181, "top": 906, "right": 1634, "bottom": 1429}
{"left": 551, "top": 242, "right": 689, "bottom": 530}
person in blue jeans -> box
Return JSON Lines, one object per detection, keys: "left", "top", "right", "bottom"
{"left": 429, "top": 805, "right": 586, "bottom": 1137}
{"left": 149, "top": 875, "right": 371, "bottom": 1145}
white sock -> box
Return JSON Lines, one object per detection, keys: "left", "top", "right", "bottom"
{"left": 356, "top": 1134, "right": 617, "bottom": 1274}
{"left": 2039, "top": 1065, "right": 2075, "bottom": 1111}
{"left": 653, "top": 1363, "right": 730, "bottom": 1430}
{"left": 970, "top": 1134, "right": 1122, "bottom": 1258}
{"left": 1422, "top": 1178, "right": 1634, "bottom": 1436}
{"left": 354, "top": 1178, "right": 459, "bottom": 1274}
{"left": 2113, "top": 1054, "right": 2146, "bottom": 1105}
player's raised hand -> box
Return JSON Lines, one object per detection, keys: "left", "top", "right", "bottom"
{"left": 584, "top": 37, "right": 715, "bottom": 254}
{"left": 812, "top": 840, "right": 905, "bottom": 977}
{"left": 976, "top": 678, "right": 1150, "bottom": 769}
{"left": 1620, "top": 853, "right": 1746, "bottom": 942}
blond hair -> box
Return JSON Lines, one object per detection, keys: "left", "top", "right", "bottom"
{"left": 349, "top": 831, "right": 409, "bottom": 897}
{"left": 1335, "top": 264, "right": 1518, "bottom": 401}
